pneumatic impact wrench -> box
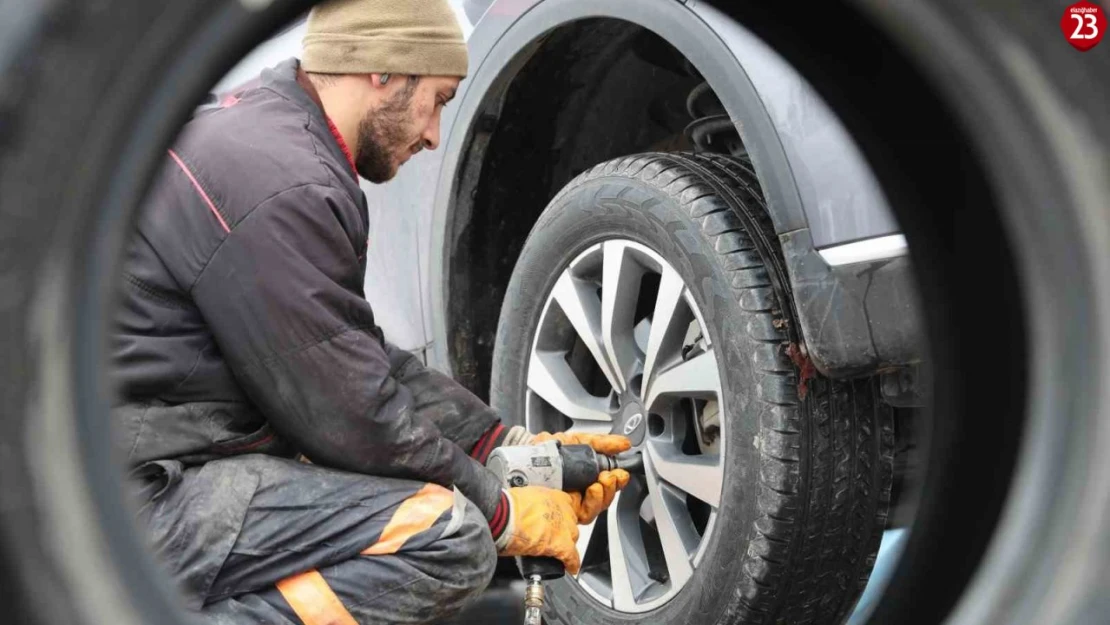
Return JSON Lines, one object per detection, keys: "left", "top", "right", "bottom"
{"left": 486, "top": 440, "right": 641, "bottom": 625}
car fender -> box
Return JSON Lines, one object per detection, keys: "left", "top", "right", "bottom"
{"left": 425, "top": 0, "right": 923, "bottom": 375}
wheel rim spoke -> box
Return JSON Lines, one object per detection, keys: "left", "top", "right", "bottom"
{"left": 601, "top": 241, "right": 643, "bottom": 388}
{"left": 562, "top": 419, "right": 613, "bottom": 435}
{"left": 574, "top": 518, "right": 597, "bottom": 576}
{"left": 552, "top": 271, "right": 625, "bottom": 392}
{"left": 528, "top": 351, "right": 613, "bottom": 424}
{"left": 641, "top": 266, "right": 692, "bottom": 399}
{"left": 607, "top": 493, "right": 640, "bottom": 611}
{"left": 645, "top": 348, "right": 721, "bottom": 410}
{"left": 645, "top": 441, "right": 724, "bottom": 508}
{"left": 644, "top": 452, "right": 697, "bottom": 588}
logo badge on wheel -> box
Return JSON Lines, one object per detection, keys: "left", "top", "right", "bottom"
{"left": 623, "top": 413, "right": 643, "bottom": 436}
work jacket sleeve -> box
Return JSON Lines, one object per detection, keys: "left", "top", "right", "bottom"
{"left": 189, "top": 183, "right": 504, "bottom": 519}
{"left": 382, "top": 342, "right": 506, "bottom": 456}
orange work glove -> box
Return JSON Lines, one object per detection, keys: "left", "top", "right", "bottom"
{"left": 568, "top": 469, "right": 631, "bottom": 524}
{"left": 532, "top": 431, "right": 632, "bottom": 456}
{"left": 497, "top": 486, "right": 582, "bottom": 575}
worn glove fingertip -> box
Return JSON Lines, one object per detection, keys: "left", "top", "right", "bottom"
{"left": 599, "top": 437, "right": 631, "bottom": 454}
{"left": 585, "top": 483, "right": 604, "bottom": 506}
{"left": 566, "top": 556, "right": 581, "bottom": 576}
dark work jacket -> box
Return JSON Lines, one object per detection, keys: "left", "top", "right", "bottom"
{"left": 112, "top": 58, "right": 504, "bottom": 519}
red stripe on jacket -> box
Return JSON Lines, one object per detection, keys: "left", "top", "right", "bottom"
{"left": 470, "top": 423, "right": 505, "bottom": 465}
{"left": 168, "top": 149, "right": 230, "bottom": 233}
{"left": 326, "top": 117, "right": 357, "bottom": 176}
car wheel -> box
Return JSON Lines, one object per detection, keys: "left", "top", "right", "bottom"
{"left": 490, "top": 152, "right": 895, "bottom": 624}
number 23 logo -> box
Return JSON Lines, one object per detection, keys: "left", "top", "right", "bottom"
{"left": 1061, "top": 1, "right": 1106, "bottom": 51}
{"left": 1071, "top": 12, "right": 1100, "bottom": 39}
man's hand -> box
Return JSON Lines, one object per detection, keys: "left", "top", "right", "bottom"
{"left": 532, "top": 431, "right": 632, "bottom": 456}
{"left": 568, "top": 469, "right": 631, "bottom": 524}
{"left": 526, "top": 431, "right": 633, "bottom": 524}
{"left": 498, "top": 486, "right": 581, "bottom": 574}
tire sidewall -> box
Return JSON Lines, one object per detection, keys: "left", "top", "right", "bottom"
{"left": 490, "top": 175, "right": 765, "bottom": 624}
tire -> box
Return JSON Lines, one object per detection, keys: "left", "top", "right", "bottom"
{"left": 490, "top": 152, "right": 894, "bottom": 625}
{"left": 0, "top": 3, "right": 309, "bottom": 624}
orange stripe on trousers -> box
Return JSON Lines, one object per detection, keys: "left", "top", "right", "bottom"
{"left": 275, "top": 570, "right": 358, "bottom": 625}
{"left": 362, "top": 483, "right": 454, "bottom": 556}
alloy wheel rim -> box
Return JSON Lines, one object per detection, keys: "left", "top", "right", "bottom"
{"left": 524, "top": 239, "right": 726, "bottom": 613}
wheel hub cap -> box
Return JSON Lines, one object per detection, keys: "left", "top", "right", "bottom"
{"left": 616, "top": 402, "right": 646, "bottom": 446}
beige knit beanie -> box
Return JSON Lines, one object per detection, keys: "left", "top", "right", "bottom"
{"left": 302, "top": 0, "right": 468, "bottom": 78}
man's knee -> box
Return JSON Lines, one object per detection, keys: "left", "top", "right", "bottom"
{"left": 413, "top": 490, "right": 498, "bottom": 610}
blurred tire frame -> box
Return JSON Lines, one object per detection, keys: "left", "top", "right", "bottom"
{"left": 1, "top": 1, "right": 1108, "bottom": 625}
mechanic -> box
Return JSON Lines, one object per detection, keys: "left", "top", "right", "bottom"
{"left": 112, "top": 0, "right": 631, "bottom": 623}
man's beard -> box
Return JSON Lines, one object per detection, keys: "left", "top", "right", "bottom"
{"left": 355, "top": 87, "right": 416, "bottom": 183}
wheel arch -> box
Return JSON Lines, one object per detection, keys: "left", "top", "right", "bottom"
{"left": 428, "top": 0, "right": 835, "bottom": 395}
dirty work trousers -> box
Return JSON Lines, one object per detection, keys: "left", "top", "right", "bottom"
{"left": 132, "top": 454, "right": 498, "bottom": 624}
